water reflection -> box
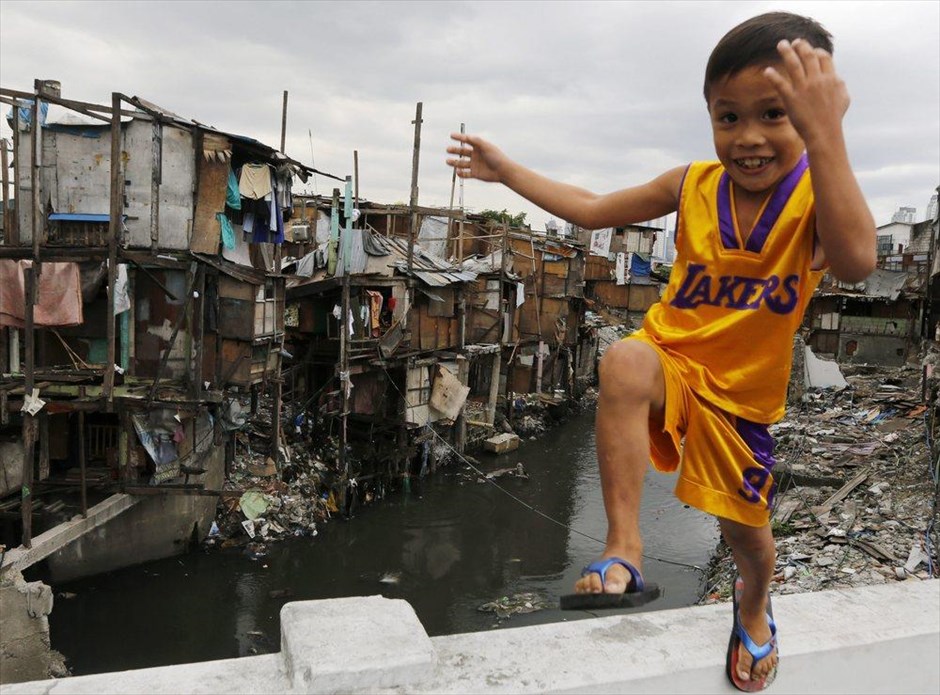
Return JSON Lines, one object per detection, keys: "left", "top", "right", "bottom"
{"left": 48, "top": 407, "right": 719, "bottom": 676}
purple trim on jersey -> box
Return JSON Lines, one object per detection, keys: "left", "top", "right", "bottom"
{"left": 717, "top": 173, "right": 737, "bottom": 249}
{"left": 735, "top": 417, "right": 776, "bottom": 471}
{"left": 745, "top": 153, "right": 809, "bottom": 253}
{"left": 717, "top": 153, "right": 809, "bottom": 253}
{"left": 674, "top": 164, "right": 691, "bottom": 250}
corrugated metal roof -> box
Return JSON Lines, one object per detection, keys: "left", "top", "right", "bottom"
{"left": 371, "top": 235, "right": 478, "bottom": 286}
{"left": 863, "top": 268, "right": 907, "bottom": 300}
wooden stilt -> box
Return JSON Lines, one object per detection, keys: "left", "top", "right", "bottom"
{"left": 78, "top": 410, "right": 88, "bottom": 517}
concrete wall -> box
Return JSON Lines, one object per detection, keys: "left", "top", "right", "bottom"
{"left": 2, "top": 580, "right": 937, "bottom": 694}
{"left": 0, "top": 571, "right": 65, "bottom": 685}
{"left": 0, "top": 442, "right": 24, "bottom": 498}
{"left": 44, "top": 444, "right": 224, "bottom": 582}
{"left": 839, "top": 333, "right": 909, "bottom": 366}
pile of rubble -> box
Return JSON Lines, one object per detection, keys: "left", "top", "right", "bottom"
{"left": 701, "top": 356, "right": 939, "bottom": 604}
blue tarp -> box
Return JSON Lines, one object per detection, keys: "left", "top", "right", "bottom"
{"left": 49, "top": 213, "right": 111, "bottom": 223}
{"left": 630, "top": 252, "right": 651, "bottom": 277}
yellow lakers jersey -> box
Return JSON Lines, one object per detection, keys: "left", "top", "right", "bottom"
{"left": 634, "top": 155, "right": 823, "bottom": 423}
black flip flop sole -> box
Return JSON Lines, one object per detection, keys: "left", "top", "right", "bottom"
{"left": 559, "top": 584, "right": 661, "bottom": 610}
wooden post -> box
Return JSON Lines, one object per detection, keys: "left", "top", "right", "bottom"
{"left": 339, "top": 274, "right": 350, "bottom": 476}
{"left": 21, "top": 267, "right": 36, "bottom": 548}
{"left": 455, "top": 354, "right": 469, "bottom": 453}
{"left": 104, "top": 92, "right": 122, "bottom": 405}
{"left": 149, "top": 120, "right": 162, "bottom": 251}
{"left": 1, "top": 138, "right": 10, "bottom": 243}
{"left": 353, "top": 150, "right": 359, "bottom": 213}
{"left": 193, "top": 265, "right": 205, "bottom": 399}
{"left": 78, "top": 410, "right": 88, "bottom": 517}
{"left": 536, "top": 340, "right": 545, "bottom": 395}
{"left": 280, "top": 90, "right": 288, "bottom": 154}
{"left": 30, "top": 80, "right": 42, "bottom": 258}
{"left": 486, "top": 350, "right": 500, "bottom": 427}
{"left": 407, "top": 102, "right": 423, "bottom": 318}
{"left": 447, "top": 123, "right": 464, "bottom": 258}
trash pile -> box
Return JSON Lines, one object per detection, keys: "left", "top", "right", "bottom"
{"left": 701, "top": 356, "right": 939, "bottom": 604}
{"left": 478, "top": 591, "right": 550, "bottom": 620}
{"left": 205, "top": 398, "right": 351, "bottom": 551}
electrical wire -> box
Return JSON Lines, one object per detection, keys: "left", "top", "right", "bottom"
{"left": 373, "top": 362, "right": 705, "bottom": 573}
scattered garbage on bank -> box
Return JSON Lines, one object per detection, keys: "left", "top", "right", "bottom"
{"left": 701, "top": 350, "right": 940, "bottom": 604}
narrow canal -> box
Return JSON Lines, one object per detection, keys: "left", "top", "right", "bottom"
{"left": 47, "top": 406, "right": 720, "bottom": 677}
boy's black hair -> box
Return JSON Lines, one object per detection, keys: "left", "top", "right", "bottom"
{"left": 704, "top": 12, "right": 834, "bottom": 101}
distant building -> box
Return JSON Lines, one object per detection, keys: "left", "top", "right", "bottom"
{"left": 926, "top": 193, "right": 938, "bottom": 223}
{"left": 892, "top": 206, "right": 917, "bottom": 224}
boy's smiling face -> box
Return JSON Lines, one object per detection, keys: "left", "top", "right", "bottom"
{"left": 708, "top": 64, "right": 805, "bottom": 199}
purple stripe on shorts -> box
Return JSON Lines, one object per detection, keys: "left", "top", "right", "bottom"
{"left": 735, "top": 417, "right": 776, "bottom": 471}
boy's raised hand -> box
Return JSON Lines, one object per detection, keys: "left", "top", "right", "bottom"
{"left": 446, "top": 133, "right": 508, "bottom": 183}
{"left": 764, "top": 38, "right": 850, "bottom": 148}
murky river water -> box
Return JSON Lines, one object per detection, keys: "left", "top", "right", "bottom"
{"left": 47, "top": 407, "right": 720, "bottom": 676}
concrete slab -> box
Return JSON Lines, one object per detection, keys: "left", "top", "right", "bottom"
{"left": 280, "top": 595, "right": 436, "bottom": 693}
{"left": 484, "top": 433, "right": 520, "bottom": 454}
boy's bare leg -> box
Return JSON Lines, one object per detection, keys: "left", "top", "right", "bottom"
{"left": 719, "top": 518, "right": 778, "bottom": 682}
{"left": 575, "top": 340, "right": 666, "bottom": 594}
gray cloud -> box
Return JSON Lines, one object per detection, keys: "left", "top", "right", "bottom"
{"left": 2, "top": 0, "right": 937, "bottom": 229}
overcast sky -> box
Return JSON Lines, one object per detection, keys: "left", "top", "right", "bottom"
{"left": 1, "top": 0, "right": 938, "bottom": 234}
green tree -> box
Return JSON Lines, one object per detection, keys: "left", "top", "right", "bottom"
{"left": 480, "top": 209, "right": 527, "bottom": 227}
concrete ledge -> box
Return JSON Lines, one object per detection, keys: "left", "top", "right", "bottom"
{"left": 281, "top": 596, "right": 435, "bottom": 692}
{"left": 2, "top": 580, "right": 937, "bottom": 694}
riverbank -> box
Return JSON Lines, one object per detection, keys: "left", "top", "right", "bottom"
{"left": 699, "top": 351, "right": 939, "bottom": 605}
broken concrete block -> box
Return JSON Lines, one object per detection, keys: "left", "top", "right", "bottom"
{"left": 483, "top": 433, "right": 520, "bottom": 454}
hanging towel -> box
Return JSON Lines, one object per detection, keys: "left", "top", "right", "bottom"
{"left": 217, "top": 213, "right": 236, "bottom": 250}
{"left": 0, "top": 260, "right": 84, "bottom": 328}
{"left": 226, "top": 169, "right": 242, "bottom": 210}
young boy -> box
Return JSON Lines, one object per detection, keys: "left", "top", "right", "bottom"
{"left": 446, "top": 11, "right": 876, "bottom": 692}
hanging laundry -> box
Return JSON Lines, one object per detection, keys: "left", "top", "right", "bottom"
{"left": 217, "top": 212, "right": 236, "bottom": 250}
{"left": 365, "top": 291, "right": 383, "bottom": 336}
{"left": 113, "top": 263, "right": 131, "bottom": 314}
{"left": 275, "top": 165, "right": 294, "bottom": 219}
{"left": 0, "top": 260, "right": 84, "bottom": 328}
{"left": 226, "top": 168, "right": 242, "bottom": 210}
{"left": 238, "top": 163, "right": 273, "bottom": 199}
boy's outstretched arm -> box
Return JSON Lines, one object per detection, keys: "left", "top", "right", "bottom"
{"left": 765, "top": 38, "right": 877, "bottom": 283}
{"left": 446, "top": 134, "right": 683, "bottom": 230}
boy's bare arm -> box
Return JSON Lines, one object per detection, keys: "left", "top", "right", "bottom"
{"left": 765, "top": 39, "right": 877, "bottom": 283}
{"left": 446, "top": 134, "right": 683, "bottom": 230}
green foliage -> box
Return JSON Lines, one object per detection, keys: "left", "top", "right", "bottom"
{"left": 480, "top": 209, "right": 527, "bottom": 227}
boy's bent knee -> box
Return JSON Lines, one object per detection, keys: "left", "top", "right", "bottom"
{"left": 599, "top": 340, "right": 665, "bottom": 407}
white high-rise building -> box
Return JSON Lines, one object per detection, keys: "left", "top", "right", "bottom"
{"left": 892, "top": 206, "right": 917, "bottom": 224}
{"left": 926, "top": 193, "right": 939, "bottom": 222}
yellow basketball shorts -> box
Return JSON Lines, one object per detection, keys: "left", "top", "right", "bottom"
{"left": 627, "top": 336, "right": 778, "bottom": 527}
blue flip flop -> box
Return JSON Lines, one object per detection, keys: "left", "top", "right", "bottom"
{"left": 559, "top": 557, "right": 661, "bottom": 610}
{"left": 726, "top": 576, "right": 779, "bottom": 692}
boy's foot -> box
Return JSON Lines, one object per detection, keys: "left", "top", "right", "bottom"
{"left": 574, "top": 555, "right": 639, "bottom": 594}
{"left": 560, "top": 556, "right": 661, "bottom": 610}
{"left": 727, "top": 576, "right": 778, "bottom": 691}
